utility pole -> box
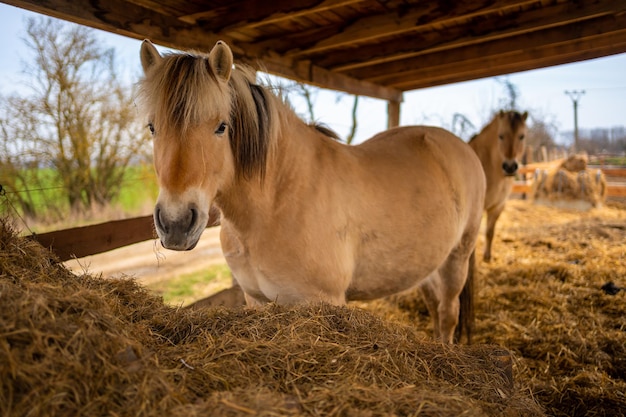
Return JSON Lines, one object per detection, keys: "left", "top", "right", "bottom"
{"left": 564, "top": 90, "right": 585, "bottom": 153}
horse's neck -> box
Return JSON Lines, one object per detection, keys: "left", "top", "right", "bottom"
{"left": 475, "top": 118, "right": 502, "bottom": 165}
{"left": 217, "top": 109, "right": 330, "bottom": 230}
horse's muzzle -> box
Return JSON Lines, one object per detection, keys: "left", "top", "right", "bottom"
{"left": 154, "top": 205, "right": 203, "bottom": 250}
{"left": 502, "top": 160, "right": 518, "bottom": 176}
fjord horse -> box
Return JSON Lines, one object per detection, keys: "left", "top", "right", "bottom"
{"left": 138, "top": 40, "right": 486, "bottom": 343}
{"left": 469, "top": 110, "right": 528, "bottom": 262}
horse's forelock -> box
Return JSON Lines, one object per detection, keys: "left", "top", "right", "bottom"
{"left": 505, "top": 111, "right": 527, "bottom": 132}
{"left": 140, "top": 52, "right": 231, "bottom": 136}
{"left": 139, "top": 51, "right": 276, "bottom": 181}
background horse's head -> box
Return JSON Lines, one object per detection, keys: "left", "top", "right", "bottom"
{"left": 138, "top": 40, "right": 273, "bottom": 250}
{"left": 496, "top": 110, "right": 528, "bottom": 176}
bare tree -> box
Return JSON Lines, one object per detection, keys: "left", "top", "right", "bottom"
{"left": 496, "top": 76, "right": 520, "bottom": 111}
{"left": 525, "top": 111, "right": 559, "bottom": 162}
{"left": 0, "top": 97, "right": 39, "bottom": 219}
{"left": 451, "top": 113, "right": 475, "bottom": 141}
{"left": 0, "top": 17, "right": 149, "bottom": 217}
{"left": 277, "top": 78, "right": 359, "bottom": 144}
{"left": 295, "top": 83, "right": 317, "bottom": 121}
{"left": 344, "top": 95, "right": 359, "bottom": 145}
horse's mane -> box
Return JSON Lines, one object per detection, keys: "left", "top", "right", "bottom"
{"left": 138, "top": 51, "right": 279, "bottom": 181}
{"left": 310, "top": 122, "right": 341, "bottom": 141}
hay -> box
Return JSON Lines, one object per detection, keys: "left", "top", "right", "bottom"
{"left": 532, "top": 155, "right": 607, "bottom": 209}
{"left": 473, "top": 202, "right": 626, "bottom": 417}
{"left": 560, "top": 154, "right": 588, "bottom": 172}
{"left": 364, "top": 201, "right": 626, "bottom": 417}
{"left": 0, "top": 219, "right": 543, "bottom": 417}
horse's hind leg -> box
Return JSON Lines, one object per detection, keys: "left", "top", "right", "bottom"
{"left": 432, "top": 244, "right": 474, "bottom": 344}
{"left": 419, "top": 266, "right": 465, "bottom": 344}
{"left": 484, "top": 202, "right": 505, "bottom": 262}
{"left": 419, "top": 274, "right": 442, "bottom": 340}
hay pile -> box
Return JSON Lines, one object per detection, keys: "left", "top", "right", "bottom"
{"left": 366, "top": 200, "right": 626, "bottom": 417}
{"left": 0, "top": 220, "right": 544, "bottom": 417}
{"left": 532, "top": 154, "right": 607, "bottom": 209}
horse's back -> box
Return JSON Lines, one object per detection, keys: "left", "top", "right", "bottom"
{"left": 357, "top": 125, "right": 484, "bottom": 199}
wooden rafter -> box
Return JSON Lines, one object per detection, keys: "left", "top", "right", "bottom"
{"left": 2, "top": 0, "right": 625, "bottom": 100}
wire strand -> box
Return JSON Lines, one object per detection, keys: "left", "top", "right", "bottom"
{"left": 0, "top": 184, "right": 35, "bottom": 235}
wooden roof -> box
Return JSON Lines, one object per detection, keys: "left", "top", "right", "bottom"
{"left": 5, "top": 0, "right": 626, "bottom": 102}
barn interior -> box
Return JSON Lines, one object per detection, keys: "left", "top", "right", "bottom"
{"left": 1, "top": 1, "right": 626, "bottom": 416}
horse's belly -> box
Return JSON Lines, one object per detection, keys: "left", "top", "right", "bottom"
{"left": 220, "top": 221, "right": 350, "bottom": 305}
{"left": 347, "top": 249, "right": 445, "bottom": 301}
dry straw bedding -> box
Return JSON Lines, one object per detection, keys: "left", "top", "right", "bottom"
{"left": 367, "top": 200, "right": 626, "bottom": 417}
{"left": 2, "top": 220, "right": 539, "bottom": 417}
{"left": 1, "top": 199, "right": 625, "bottom": 416}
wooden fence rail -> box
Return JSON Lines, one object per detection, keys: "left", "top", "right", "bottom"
{"left": 32, "top": 207, "right": 221, "bottom": 262}
{"left": 513, "top": 165, "right": 626, "bottom": 197}
{"left": 28, "top": 167, "right": 625, "bottom": 263}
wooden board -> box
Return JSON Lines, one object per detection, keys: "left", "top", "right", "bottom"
{"left": 32, "top": 207, "right": 221, "bottom": 262}
{"left": 513, "top": 183, "right": 626, "bottom": 197}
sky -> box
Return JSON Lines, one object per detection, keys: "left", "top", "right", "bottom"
{"left": 1, "top": 3, "right": 625, "bottom": 145}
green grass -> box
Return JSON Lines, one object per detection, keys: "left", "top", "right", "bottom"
{"left": 602, "top": 156, "right": 626, "bottom": 166}
{"left": 112, "top": 165, "right": 159, "bottom": 212}
{"left": 1, "top": 164, "right": 159, "bottom": 227}
{"left": 147, "top": 264, "right": 233, "bottom": 306}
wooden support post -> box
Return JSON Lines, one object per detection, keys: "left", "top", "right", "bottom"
{"left": 387, "top": 99, "right": 401, "bottom": 129}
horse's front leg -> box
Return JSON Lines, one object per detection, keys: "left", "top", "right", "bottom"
{"left": 484, "top": 202, "right": 505, "bottom": 262}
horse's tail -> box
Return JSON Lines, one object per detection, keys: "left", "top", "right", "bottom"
{"left": 454, "top": 250, "right": 475, "bottom": 344}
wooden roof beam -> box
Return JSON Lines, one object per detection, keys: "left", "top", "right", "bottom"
{"left": 4, "top": 0, "right": 402, "bottom": 101}
{"left": 3, "top": 0, "right": 243, "bottom": 54}
{"left": 178, "top": 0, "right": 362, "bottom": 28}
{"left": 284, "top": 0, "right": 536, "bottom": 57}
{"left": 349, "top": 13, "right": 626, "bottom": 82}
{"left": 382, "top": 31, "right": 626, "bottom": 90}
{"left": 250, "top": 57, "right": 403, "bottom": 102}
{"left": 323, "top": 0, "right": 626, "bottom": 71}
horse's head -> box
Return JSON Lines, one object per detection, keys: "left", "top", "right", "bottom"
{"left": 496, "top": 110, "right": 528, "bottom": 176}
{"left": 138, "top": 40, "right": 236, "bottom": 250}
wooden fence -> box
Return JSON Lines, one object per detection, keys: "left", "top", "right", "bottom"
{"left": 29, "top": 165, "right": 626, "bottom": 263}
{"left": 512, "top": 164, "right": 626, "bottom": 197}
{"left": 32, "top": 206, "right": 221, "bottom": 262}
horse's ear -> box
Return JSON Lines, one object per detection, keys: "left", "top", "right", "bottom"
{"left": 140, "top": 40, "right": 162, "bottom": 74}
{"left": 208, "top": 41, "right": 233, "bottom": 82}
{"left": 522, "top": 111, "right": 528, "bottom": 121}
{"left": 498, "top": 110, "right": 505, "bottom": 118}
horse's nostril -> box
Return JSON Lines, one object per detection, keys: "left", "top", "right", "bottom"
{"left": 188, "top": 208, "right": 198, "bottom": 231}
{"left": 155, "top": 207, "right": 168, "bottom": 233}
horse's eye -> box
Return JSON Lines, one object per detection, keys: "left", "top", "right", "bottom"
{"left": 498, "top": 134, "right": 504, "bottom": 140}
{"left": 147, "top": 123, "right": 155, "bottom": 135}
{"left": 215, "top": 122, "right": 227, "bottom": 136}
{"left": 519, "top": 134, "right": 525, "bottom": 140}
